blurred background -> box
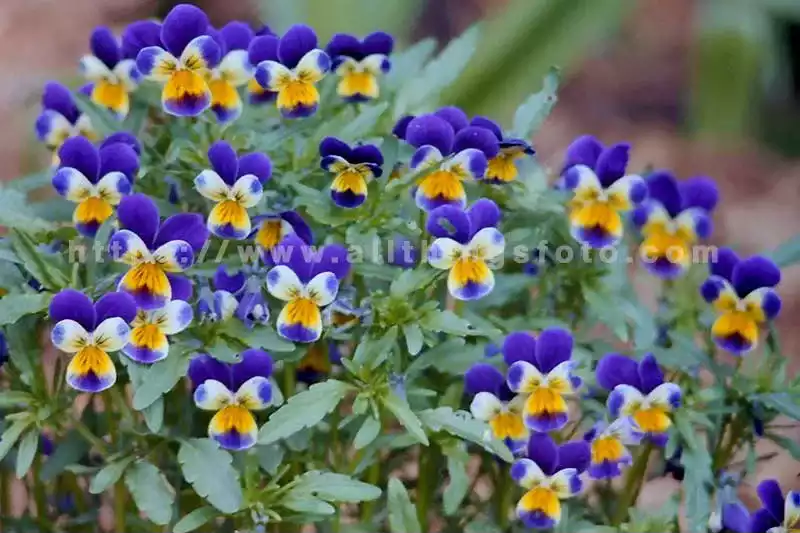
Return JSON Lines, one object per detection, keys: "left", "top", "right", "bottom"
{"left": 0, "top": 0, "right": 798, "bottom": 513}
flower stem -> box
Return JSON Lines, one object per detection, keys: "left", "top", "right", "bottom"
{"left": 494, "top": 465, "right": 512, "bottom": 531}
{"left": 416, "top": 445, "right": 435, "bottom": 529}
{"left": 612, "top": 442, "right": 653, "bottom": 526}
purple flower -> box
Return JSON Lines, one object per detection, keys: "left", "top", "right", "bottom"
{"left": 251, "top": 211, "right": 313, "bottom": 263}
{"left": 319, "top": 137, "right": 383, "bottom": 208}
{"left": 470, "top": 116, "right": 534, "bottom": 184}
{"left": 207, "top": 22, "right": 256, "bottom": 123}
{"left": 748, "top": 480, "right": 799, "bottom": 533}
{"left": 583, "top": 417, "right": 643, "bottom": 479}
{"left": 80, "top": 26, "right": 142, "bottom": 118}
{"left": 326, "top": 31, "right": 393, "bottom": 102}
{"left": 35, "top": 82, "right": 96, "bottom": 152}
{"left": 123, "top": 300, "right": 193, "bottom": 364}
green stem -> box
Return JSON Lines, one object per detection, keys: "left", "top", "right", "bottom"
{"left": 494, "top": 466, "right": 512, "bottom": 531}
{"left": 416, "top": 446, "right": 433, "bottom": 530}
{"left": 73, "top": 419, "right": 109, "bottom": 457}
{"left": 32, "top": 457, "right": 48, "bottom": 520}
{"left": 612, "top": 442, "right": 653, "bottom": 526}
{"left": 114, "top": 482, "right": 127, "bottom": 533}
{"left": 360, "top": 460, "right": 380, "bottom": 523}
{"left": 712, "top": 415, "right": 745, "bottom": 472}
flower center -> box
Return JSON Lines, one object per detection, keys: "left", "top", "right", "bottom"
{"left": 591, "top": 435, "right": 625, "bottom": 464}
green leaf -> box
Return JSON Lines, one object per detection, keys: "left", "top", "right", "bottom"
{"left": 387, "top": 477, "right": 421, "bottom": 533}
{"left": 339, "top": 102, "right": 390, "bottom": 142}
{"left": 255, "top": 444, "right": 285, "bottom": 475}
{"left": 681, "top": 447, "right": 713, "bottom": 533}
{"left": 752, "top": 392, "right": 800, "bottom": 420}
{"left": 206, "top": 337, "right": 241, "bottom": 363}
{"left": 15, "top": 429, "right": 39, "bottom": 479}
{"left": 766, "top": 432, "right": 800, "bottom": 460}
{"left": 390, "top": 269, "right": 437, "bottom": 297}
{"left": 386, "top": 38, "right": 437, "bottom": 93}
{"left": 420, "top": 310, "right": 474, "bottom": 336}
{"left": 74, "top": 92, "right": 119, "bottom": 137}
{"left": 584, "top": 289, "right": 629, "bottom": 342}
{"left": 443, "top": 452, "right": 469, "bottom": 516}
{"left": 0, "top": 391, "right": 34, "bottom": 409}
{"left": 143, "top": 398, "right": 164, "bottom": 433}
{"left": 354, "top": 416, "right": 381, "bottom": 450}
{"left": 406, "top": 338, "right": 485, "bottom": 380}
{"left": 0, "top": 187, "right": 56, "bottom": 232}
{"left": 381, "top": 391, "right": 429, "bottom": 445}
{"left": 89, "top": 457, "right": 135, "bottom": 494}
{"left": 0, "top": 418, "right": 33, "bottom": 463}
{"left": 173, "top": 506, "right": 218, "bottom": 533}
{"left": 178, "top": 439, "right": 242, "bottom": 514}
{"left": 282, "top": 493, "right": 335, "bottom": 515}
{"left": 768, "top": 234, "right": 800, "bottom": 267}
{"left": 292, "top": 471, "right": 382, "bottom": 502}
{"left": 41, "top": 430, "right": 89, "bottom": 481}
{"left": 510, "top": 67, "right": 561, "bottom": 138}
{"left": 402, "top": 323, "right": 424, "bottom": 356}
{"left": 239, "top": 326, "right": 296, "bottom": 352}
{"left": 8, "top": 229, "right": 68, "bottom": 290}
{"left": 258, "top": 379, "right": 355, "bottom": 445}
{"left": 418, "top": 407, "right": 514, "bottom": 462}
{"left": 132, "top": 352, "right": 190, "bottom": 410}
{"left": 125, "top": 461, "right": 175, "bottom": 525}
{"left": 8, "top": 171, "right": 51, "bottom": 194}
{"left": 356, "top": 326, "right": 398, "bottom": 369}
{"left": 0, "top": 293, "right": 52, "bottom": 326}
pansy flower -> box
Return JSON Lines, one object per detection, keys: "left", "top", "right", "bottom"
{"left": 319, "top": 137, "right": 384, "bottom": 208}
{"left": 469, "top": 116, "right": 535, "bottom": 184}
{"left": 583, "top": 417, "right": 643, "bottom": 479}
{"left": 246, "top": 34, "right": 279, "bottom": 104}
{"left": 404, "top": 113, "right": 499, "bottom": 210}
{"left": 296, "top": 342, "right": 342, "bottom": 385}
{"left": 252, "top": 211, "right": 313, "bottom": 262}
{"left": 109, "top": 194, "right": 208, "bottom": 309}
{"left": 35, "top": 82, "right": 96, "bottom": 153}
{"left": 121, "top": 20, "right": 163, "bottom": 60}
{"left": 194, "top": 141, "right": 272, "bottom": 239}
{"left": 197, "top": 266, "right": 244, "bottom": 323}
{"left": 749, "top": 479, "right": 800, "bottom": 533}
{"left": 52, "top": 136, "right": 138, "bottom": 237}
{"left": 123, "top": 300, "right": 193, "bottom": 364}
{"left": 632, "top": 171, "right": 718, "bottom": 278}
{"left": 465, "top": 360, "right": 527, "bottom": 454}
{"left": 426, "top": 200, "right": 505, "bottom": 301}
{"left": 254, "top": 25, "right": 330, "bottom": 118}
{"left": 207, "top": 22, "right": 256, "bottom": 122}
{"left": 266, "top": 235, "right": 350, "bottom": 343}
{"left": 326, "top": 31, "right": 393, "bottom": 102}
{"left": 512, "top": 433, "right": 589, "bottom": 529}
{"left": 560, "top": 135, "right": 647, "bottom": 248}
{"left": 49, "top": 289, "right": 136, "bottom": 392}
{"left": 323, "top": 289, "right": 370, "bottom": 332}
{"left": 700, "top": 248, "right": 781, "bottom": 354}
{"left": 596, "top": 353, "right": 681, "bottom": 446}
{"left": 188, "top": 350, "right": 274, "bottom": 451}
{"left": 136, "top": 4, "right": 221, "bottom": 116}
{"left": 505, "top": 328, "right": 579, "bottom": 432}
{"left": 80, "top": 26, "right": 141, "bottom": 118}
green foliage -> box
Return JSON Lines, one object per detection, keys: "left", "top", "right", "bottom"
{"left": 177, "top": 439, "right": 243, "bottom": 514}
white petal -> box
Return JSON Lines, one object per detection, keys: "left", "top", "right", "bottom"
{"left": 470, "top": 392, "right": 503, "bottom": 421}
{"left": 549, "top": 468, "right": 581, "bottom": 498}
{"left": 510, "top": 458, "right": 547, "bottom": 489}
{"left": 214, "top": 290, "right": 239, "bottom": 321}
{"left": 467, "top": 227, "right": 505, "bottom": 261}
{"left": 256, "top": 60, "right": 293, "bottom": 90}
{"left": 306, "top": 272, "right": 339, "bottom": 307}
{"left": 218, "top": 50, "right": 253, "bottom": 86}
{"left": 427, "top": 238, "right": 463, "bottom": 270}
{"left": 153, "top": 240, "right": 194, "bottom": 273}
{"left": 334, "top": 56, "right": 359, "bottom": 76}
{"left": 360, "top": 54, "right": 390, "bottom": 75}
{"left": 266, "top": 265, "right": 304, "bottom": 301}
{"left": 80, "top": 55, "right": 113, "bottom": 82}
{"left": 51, "top": 319, "right": 90, "bottom": 353}
{"left": 543, "top": 360, "right": 576, "bottom": 394}
{"left": 606, "top": 174, "right": 646, "bottom": 210}
{"left": 194, "top": 169, "right": 231, "bottom": 202}
{"left": 294, "top": 49, "right": 330, "bottom": 83}
{"left": 92, "top": 317, "right": 130, "bottom": 352}
{"left": 194, "top": 379, "right": 234, "bottom": 411}
{"left": 507, "top": 360, "right": 545, "bottom": 394}
{"left": 645, "top": 382, "right": 682, "bottom": 412}
{"left": 108, "top": 229, "right": 152, "bottom": 265}
{"left": 95, "top": 171, "right": 132, "bottom": 206}
{"left": 608, "top": 384, "right": 645, "bottom": 418}
{"left": 231, "top": 175, "right": 263, "bottom": 208}
{"left": 234, "top": 376, "right": 273, "bottom": 411}
{"left": 113, "top": 59, "right": 141, "bottom": 91}
{"left": 52, "top": 167, "right": 94, "bottom": 202}
{"left": 151, "top": 300, "right": 193, "bottom": 335}
{"left": 564, "top": 164, "right": 602, "bottom": 196}
{"left": 410, "top": 145, "right": 443, "bottom": 171}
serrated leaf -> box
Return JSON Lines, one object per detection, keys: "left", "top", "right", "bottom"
{"left": 388, "top": 477, "right": 421, "bottom": 533}
{"left": 90, "top": 457, "right": 135, "bottom": 494}
{"left": 0, "top": 293, "right": 52, "bottom": 326}
{"left": 418, "top": 407, "right": 513, "bottom": 462}
{"left": 339, "top": 102, "right": 390, "bottom": 142}
{"left": 511, "top": 67, "right": 560, "bottom": 138}
{"left": 255, "top": 444, "right": 285, "bottom": 475}
{"left": 292, "top": 471, "right": 382, "bottom": 502}
{"left": 178, "top": 439, "right": 242, "bottom": 514}
{"left": 354, "top": 416, "right": 381, "bottom": 450}
{"left": 173, "top": 506, "right": 218, "bottom": 533}
{"left": 125, "top": 461, "right": 175, "bottom": 525}
{"left": 402, "top": 323, "right": 424, "bottom": 356}
{"left": 132, "top": 353, "right": 190, "bottom": 410}
{"left": 0, "top": 418, "right": 33, "bottom": 463}
{"left": 381, "top": 391, "right": 428, "bottom": 445}
{"left": 15, "top": 429, "right": 39, "bottom": 479}
{"left": 258, "top": 379, "right": 354, "bottom": 445}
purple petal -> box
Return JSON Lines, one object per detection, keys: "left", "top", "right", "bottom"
{"left": 721, "top": 503, "right": 750, "bottom": 533}
{"left": 99, "top": 142, "right": 139, "bottom": 182}
{"left": 526, "top": 433, "right": 559, "bottom": 476}
{"left": 756, "top": 479, "right": 785, "bottom": 523}
{"left": 392, "top": 115, "right": 414, "bottom": 140}
{"left": 763, "top": 291, "right": 782, "bottom": 320}
{"left": 749, "top": 508, "right": 779, "bottom": 533}
{"left": 562, "top": 135, "right": 603, "bottom": 173}
{"left": 238, "top": 152, "right": 272, "bottom": 184}
{"left": 680, "top": 176, "right": 718, "bottom": 212}
{"left": 188, "top": 353, "right": 232, "bottom": 391}
{"left": 168, "top": 274, "right": 193, "bottom": 301}
{"left": 231, "top": 349, "right": 274, "bottom": 390}
{"left": 310, "top": 243, "right": 351, "bottom": 280}
{"left": 100, "top": 131, "right": 142, "bottom": 155}
{"left": 58, "top": 137, "right": 99, "bottom": 182}
{"left": 502, "top": 332, "right": 538, "bottom": 367}
{"left": 594, "top": 142, "right": 630, "bottom": 188}
{"left": 426, "top": 205, "right": 470, "bottom": 244}
{"left": 94, "top": 291, "right": 136, "bottom": 324}
{"left": 326, "top": 33, "right": 362, "bottom": 60}
{"left": 362, "top": 31, "right": 394, "bottom": 56}
{"left": 220, "top": 21, "right": 254, "bottom": 52}
{"left": 280, "top": 211, "right": 313, "bottom": 245}
{"left": 709, "top": 247, "right": 740, "bottom": 281}
{"left": 351, "top": 145, "right": 383, "bottom": 168}
{"left": 453, "top": 126, "right": 500, "bottom": 159}
{"left": 319, "top": 137, "right": 352, "bottom": 159}
{"left": 270, "top": 234, "right": 313, "bottom": 283}
{"left": 645, "top": 171, "right": 682, "bottom": 217}
{"left": 637, "top": 354, "right": 664, "bottom": 394}
{"left": 90, "top": 26, "right": 121, "bottom": 69}
{"left": 154, "top": 213, "right": 209, "bottom": 253}
{"left": 208, "top": 141, "right": 239, "bottom": 185}
{"left": 248, "top": 34, "right": 279, "bottom": 64}
{"left": 405, "top": 115, "right": 454, "bottom": 154}
{"left": 160, "top": 4, "right": 211, "bottom": 57}
{"left": 121, "top": 20, "right": 163, "bottom": 60}
{"left": 596, "top": 353, "right": 641, "bottom": 390}
{"left": 469, "top": 116, "right": 503, "bottom": 141}
{"left": 556, "top": 440, "right": 591, "bottom": 474}
{"left": 278, "top": 24, "right": 317, "bottom": 69}
{"left": 534, "top": 327, "right": 573, "bottom": 373}
{"left": 118, "top": 194, "right": 160, "bottom": 247}
{"left": 49, "top": 290, "right": 95, "bottom": 331}
{"left": 389, "top": 236, "right": 417, "bottom": 269}
{"left": 213, "top": 266, "right": 246, "bottom": 294}
{"left": 467, "top": 199, "right": 501, "bottom": 238}
{"left": 732, "top": 256, "right": 781, "bottom": 297}
{"left": 434, "top": 106, "right": 469, "bottom": 133}
{"left": 41, "top": 82, "right": 79, "bottom": 123}
{"left": 464, "top": 363, "right": 504, "bottom": 396}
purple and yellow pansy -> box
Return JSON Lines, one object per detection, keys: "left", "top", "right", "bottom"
{"left": 51, "top": 136, "right": 138, "bottom": 237}
{"left": 135, "top": 4, "right": 221, "bottom": 117}
{"left": 426, "top": 199, "right": 505, "bottom": 301}
{"left": 123, "top": 300, "right": 193, "bottom": 364}
{"left": 583, "top": 416, "right": 643, "bottom": 479}
{"left": 194, "top": 141, "right": 271, "bottom": 239}
{"left": 504, "top": 328, "right": 580, "bottom": 432}
{"left": 469, "top": 116, "right": 535, "bottom": 184}
{"left": 512, "top": 433, "right": 589, "bottom": 529}
{"left": 749, "top": 479, "right": 800, "bottom": 533}
{"left": 319, "top": 136, "right": 384, "bottom": 208}
{"left": 465, "top": 360, "right": 527, "bottom": 454}
{"left": 632, "top": 171, "right": 718, "bottom": 278}
{"left": 323, "top": 290, "right": 370, "bottom": 333}
{"left": 197, "top": 267, "right": 243, "bottom": 323}
{"left": 207, "top": 22, "right": 256, "bottom": 122}
{"left": 265, "top": 235, "right": 350, "bottom": 343}
{"left": 189, "top": 350, "right": 274, "bottom": 451}
{"left": 326, "top": 32, "right": 393, "bottom": 102}
{"left": 596, "top": 353, "right": 681, "bottom": 446}
{"left": 108, "top": 193, "right": 208, "bottom": 309}
{"left": 80, "top": 26, "right": 142, "bottom": 118}
{"left": 49, "top": 289, "right": 136, "bottom": 393}
{"left": 35, "top": 82, "right": 96, "bottom": 154}
{"left": 253, "top": 25, "right": 330, "bottom": 118}
{"left": 401, "top": 110, "right": 498, "bottom": 210}
{"left": 246, "top": 32, "right": 279, "bottom": 105}
{"left": 252, "top": 211, "right": 313, "bottom": 263}
{"left": 700, "top": 248, "right": 781, "bottom": 354}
